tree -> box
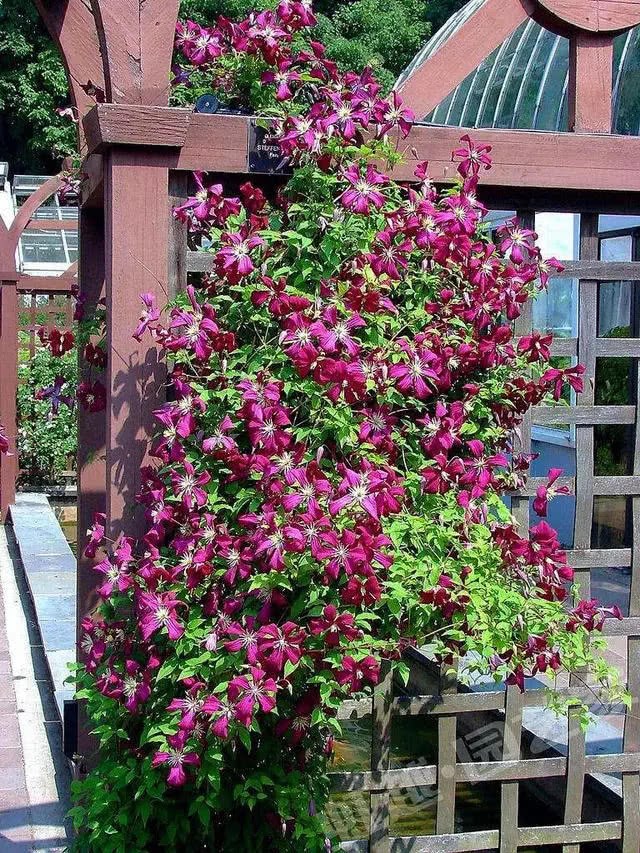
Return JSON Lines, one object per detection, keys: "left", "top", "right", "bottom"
{"left": 0, "top": 0, "right": 74, "bottom": 173}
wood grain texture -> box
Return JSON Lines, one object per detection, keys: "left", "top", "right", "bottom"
{"left": 536, "top": 0, "right": 640, "bottom": 32}
{"left": 104, "top": 148, "right": 169, "bottom": 539}
{"left": 80, "top": 105, "right": 640, "bottom": 195}
{"left": 35, "top": 0, "right": 105, "bottom": 134}
{"left": 89, "top": 0, "right": 179, "bottom": 105}
{"left": 396, "top": 0, "right": 533, "bottom": 119}
{"left": 568, "top": 33, "right": 614, "bottom": 132}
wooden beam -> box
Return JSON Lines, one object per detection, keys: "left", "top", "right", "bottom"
{"left": 24, "top": 219, "right": 78, "bottom": 232}
{"left": 396, "top": 0, "right": 534, "bottom": 119}
{"left": 90, "top": 0, "right": 180, "bottom": 105}
{"left": 17, "top": 275, "right": 76, "bottom": 294}
{"left": 82, "top": 104, "right": 640, "bottom": 194}
{"left": 568, "top": 32, "right": 614, "bottom": 132}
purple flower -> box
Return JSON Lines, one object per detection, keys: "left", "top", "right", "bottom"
{"left": 152, "top": 731, "right": 200, "bottom": 786}
{"left": 137, "top": 591, "right": 185, "bottom": 642}
{"left": 339, "top": 164, "right": 387, "bottom": 214}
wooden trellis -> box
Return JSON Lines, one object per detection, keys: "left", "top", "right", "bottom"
{"left": 17, "top": 0, "right": 640, "bottom": 848}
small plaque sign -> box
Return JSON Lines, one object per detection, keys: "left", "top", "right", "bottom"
{"left": 249, "top": 119, "right": 291, "bottom": 175}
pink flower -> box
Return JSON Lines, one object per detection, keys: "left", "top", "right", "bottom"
{"left": 228, "top": 667, "right": 278, "bottom": 727}
{"left": 84, "top": 512, "right": 106, "bottom": 559}
{"left": 152, "top": 731, "right": 200, "bottom": 787}
{"left": 257, "top": 621, "right": 306, "bottom": 674}
{"left": 170, "top": 461, "right": 210, "bottom": 510}
{"left": 533, "top": 468, "right": 570, "bottom": 517}
{"left": 137, "top": 591, "right": 185, "bottom": 642}
{"left": 453, "top": 134, "right": 492, "bottom": 178}
{"left": 225, "top": 618, "right": 260, "bottom": 664}
{"left": 94, "top": 536, "right": 135, "bottom": 598}
{"left": 335, "top": 655, "right": 380, "bottom": 693}
{"left": 339, "top": 164, "right": 387, "bottom": 214}
{"left": 216, "top": 230, "right": 264, "bottom": 281}
{"left": 133, "top": 292, "right": 160, "bottom": 341}
{"left": 309, "top": 605, "right": 361, "bottom": 648}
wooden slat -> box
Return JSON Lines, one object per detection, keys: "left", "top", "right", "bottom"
{"left": 559, "top": 260, "right": 640, "bottom": 279}
{"left": 436, "top": 666, "right": 458, "bottom": 836}
{"left": 81, "top": 104, "right": 640, "bottom": 196}
{"left": 24, "top": 219, "right": 78, "bottom": 231}
{"left": 17, "top": 275, "right": 75, "bottom": 294}
{"left": 168, "top": 172, "right": 188, "bottom": 298}
{"left": 532, "top": 405, "right": 636, "bottom": 424}
{"left": 369, "top": 663, "right": 393, "bottom": 853}
{"left": 499, "top": 688, "right": 522, "bottom": 853}
{"left": 187, "top": 250, "right": 214, "bottom": 273}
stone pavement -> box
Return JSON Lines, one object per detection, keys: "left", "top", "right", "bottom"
{"left": 0, "top": 525, "right": 69, "bottom": 851}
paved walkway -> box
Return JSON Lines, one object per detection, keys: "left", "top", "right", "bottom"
{"left": 0, "top": 525, "right": 69, "bottom": 850}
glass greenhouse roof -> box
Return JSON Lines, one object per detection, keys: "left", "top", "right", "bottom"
{"left": 396, "top": 0, "right": 640, "bottom": 134}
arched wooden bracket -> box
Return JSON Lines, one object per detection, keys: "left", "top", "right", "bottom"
{"left": 34, "top": 0, "right": 106, "bottom": 127}
{"left": 534, "top": 0, "right": 640, "bottom": 34}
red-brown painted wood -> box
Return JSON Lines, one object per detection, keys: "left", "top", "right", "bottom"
{"left": 535, "top": 0, "right": 640, "bottom": 32}
{"left": 568, "top": 32, "right": 614, "bottom": 131}
{"left": 0, "top": 281, "right": 18, "bottom": 519}
{"left": 35, "top": 0, "right": 105, "bottom": 145}
{"left": 396, "top": 0, "right": 534, "bottom": 120}
{"left": 104, "top": 148, "right": 169, "bottom": 539}
{"left": 90, "top": 0, "right": 180, "bottom": 105}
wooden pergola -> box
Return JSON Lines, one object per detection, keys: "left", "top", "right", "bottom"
{"left": 7, "top": 0, "right": 639, "bottom": 849}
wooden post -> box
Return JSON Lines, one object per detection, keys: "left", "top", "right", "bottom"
{"left": 104, "top": 148, "right": 169, "bottom": 540}
{"left": 76, "top": 205, "right": 106, "bottom": 764}
{"left": 568, "top": 32, "right": 614, "bottom": 133}
{"left": 0, "top": 276, "right": 18, "bottom": 519}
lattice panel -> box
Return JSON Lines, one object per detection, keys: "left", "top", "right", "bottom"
{"left": 179, "top": 201, "right": 640, "bottom": 853}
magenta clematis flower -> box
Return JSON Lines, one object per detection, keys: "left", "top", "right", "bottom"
{"left": 314, "top": 529, "right": 367, "bottom": 580}
{"left": 282, "top": 464, "right": 331, "bottom": 514}
{"left": 202, "top": 416, "right": 237, "bottom": 456}
{"left": 453, "top": 134, "right": 493, "bottom": 178}
{"left": 137, "top": 591, "right": 185, "bottom": 642}
{"left": 166, "top": 286, "right": 220, "bottom": 361}
{"left": 262, "top": 59, "right": 302, "bottom": 101}
{"left": 389, "top": 343, "right": 439, "bottom": 400}
{"left": 335, "top": 655, "right": 380, "bottom": 693}
{"left": 339, "top": 164, "right": 387, "bottom": 214}
{"left": 216, "top": 230, "right": 264, "bottom": 281}
{"left": 94, "top": 536, "right": 135, "bottom": 598}
{"left": 225, "top": 618, "right": 260, "bottom": 664}
{"left": 309, "top": 605, "right": 361, "bottom": 648}
{"left": 257, "top": 621, "right": 306, "bottom": 674}
{"left": 84, "top": 512, "right": 106, "bottom": 559}
{"left": 119, "top": 660, "right": 152, "bottom": 713}
{"left": 133, "top": 292, "right": 161, "bottom": 341}
{"left": 152, "top": 731, "right": 200, "bottom": 787}
{"left": 228, "top": 667, "right": 278, "bottom": 727}
{"left": 310, "top": 306, "right": 365, "bottom": 357}
{"left": 329, "top": 465, "right": 388, "bottom": 520}
{"left": 533, "top": 468, "right": 570, "bottom": 518}
{"left": 496, "top": 219, "right": 537, "bottom": 265}
{"left": 245, "top": 403, "right": 291, "bottom": 453}
{"left": 376, "top": 90, "right": 414, "bottom": 137}
{"left": 170, "top": 460, "right": 211, "bottom": 510}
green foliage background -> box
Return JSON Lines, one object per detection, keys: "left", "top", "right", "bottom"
{"left": 0, "top": 0, "right": 466, "bottom": 173}
{"left": 17, "top": 345, "right": 77, "bottom": 488}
